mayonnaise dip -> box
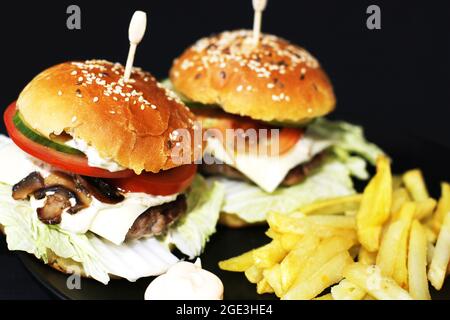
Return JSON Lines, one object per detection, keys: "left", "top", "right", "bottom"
{"left": 144, "top": 259, "right": 224, "bottom": 300}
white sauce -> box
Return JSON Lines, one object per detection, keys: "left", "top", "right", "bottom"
{"left": 65, "top": 138, "right": 126, "bottom": 172}
{"left": 144, "top": 259, "right": 224, "bottom": 300}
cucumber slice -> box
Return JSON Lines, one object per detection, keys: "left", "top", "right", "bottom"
{"left": 13, "top": 111, "right": 85, "bottom": 156}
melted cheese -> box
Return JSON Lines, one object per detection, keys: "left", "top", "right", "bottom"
{"left": 205, "top": 133, "right": 331, "bottom": 193}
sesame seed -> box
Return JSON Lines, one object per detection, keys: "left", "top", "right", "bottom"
{"left": 236, "top": 85, "right": 243, "bottom": 92}
{"left": 57, "top": 90, "right": 62, "bottom": 96}
{"left": 140, "top": 105, "right": 145, "bottom": 110}
{"left": 71, "top": 116, "right": 77, "bottom": 123}
{"left": 78, "top": 76, "right": 83, "bottom": 82}
{"left": 246, "top": 85, "right": 253, "bottom": 91}
{"left": 70, "top": 70, "right": 77, "bottom": 76}
{"left": 93, "top": 97, "right": 99, "bottom": 103}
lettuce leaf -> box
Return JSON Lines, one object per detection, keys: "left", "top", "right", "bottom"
{"left": 165, "top": 176, "right": 225, "bottom": 259}
{"left": 307, "top": 118, "right": 383, "bottom": 165}
{"left": 213, "top": 156, "right": 355, "bottom": 223}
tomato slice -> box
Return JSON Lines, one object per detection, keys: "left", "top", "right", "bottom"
{"left": 3, "top": 102, "right": 134, "bottom": 178}
{"left": 194, "top": 108, "right": 303, "bottom": 155}
{"left": 108, "top": 164, "right": 197, "bottom": 196}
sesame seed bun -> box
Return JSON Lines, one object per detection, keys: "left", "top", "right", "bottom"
{"left": 17, "top": 60, "right": 197, "bottom": 174}
{"left": 170, "top": 30, "right": 336, "bottom": 124}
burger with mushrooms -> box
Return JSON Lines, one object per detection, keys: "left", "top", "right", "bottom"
{"left": 166, "top": 30, "right": 383, "bottom": 227}
{"left": 0, "top": 60, "right": 224, "bottom": 284}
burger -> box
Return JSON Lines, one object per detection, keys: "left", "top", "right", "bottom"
{"left": 0, "top": 60, "right": 224, "bottom": 284}
{"left": 167, "top": 30, "right": 383, "bottom": 227}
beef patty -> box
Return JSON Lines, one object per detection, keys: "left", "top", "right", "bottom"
{"left": 126, "top": 194, "right": 187, "bottom": 241}
{"left": 199, "top": 152, "right": 326, "bottom": 187}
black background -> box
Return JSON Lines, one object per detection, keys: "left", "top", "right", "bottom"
{"left": 0, "top": 0, "right": 449, "bottom": 299}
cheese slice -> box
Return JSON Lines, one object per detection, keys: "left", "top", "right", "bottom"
{"left": 205, "top": 133, "right": 331, "bottom": 193}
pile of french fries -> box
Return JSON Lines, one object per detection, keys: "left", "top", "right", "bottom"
{"left": 219, "top": 156, "right": 450, "bottom": 300}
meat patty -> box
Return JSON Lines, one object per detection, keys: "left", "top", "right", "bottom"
{"left": 126, "top": 194, "right": 187, "bottom": 241}
{"left": 199, "top": 152, "right": 326, "bottom": 187}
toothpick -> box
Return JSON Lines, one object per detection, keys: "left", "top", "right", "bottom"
{"left": 124, "top": 11, "right": 147, "bottom": 82}
{"left": 252, "top": 0, "right": 267, "bottom": 45}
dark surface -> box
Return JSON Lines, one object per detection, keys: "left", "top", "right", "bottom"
{"left": 10, "top": 133, "right": 450, "bottom": 300}
{"left": 0, "top": 0, "right": 449, "bottom": 299}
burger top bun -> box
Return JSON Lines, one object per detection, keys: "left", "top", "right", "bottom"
{"left": 17, "top": 60, "right": 197, "bottom": 174}
{"left": 170, "top": 30, "right": 336, "bottom": 124}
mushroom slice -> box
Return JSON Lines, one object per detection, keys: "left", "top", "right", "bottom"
{"left": 12, "top": 172, "right": 44, "bottom": 200}
{"left": 76, "top": 176, "right": 125, "bottom": 204}
{"left": 34, "top": 186, "right": 79, "bottom": 224}
{"left": 44, "top": 171, "right": 92, "bottom": 206}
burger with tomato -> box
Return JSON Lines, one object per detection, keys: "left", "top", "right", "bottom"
{"left": 166, "top": 30, "right": 383, "bottom": 227}
{"left": 0, "top": 60, "right": 224, "bottom": 284}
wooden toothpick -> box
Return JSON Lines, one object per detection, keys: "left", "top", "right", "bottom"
{"left": 124, "top": 11, "right": 147, "bottom": 82}
{"left": 252, "top": 0, "right": 267, "bottom": 45}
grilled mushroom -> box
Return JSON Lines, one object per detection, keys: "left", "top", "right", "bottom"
{"left": 44, "top": 171, "right": 92, "bottom": 206}
{"left": 76, "top": 176, "right": 124, "bottom": 204}
{"left": 34, "top": 186, "right": 79, "bottom": 224}
{"left": 12, "top": 172, "right": 45, "bottom": 200}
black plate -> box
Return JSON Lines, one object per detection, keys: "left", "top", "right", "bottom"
{"left": 12, "top": 132, "right": 450, "bottom": 300}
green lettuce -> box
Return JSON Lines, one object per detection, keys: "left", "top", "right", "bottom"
{"left": 0, "top": 183, "right": 110, "bottom": 283}
{"left": 307, "top": 118, "right": 383, "bottom": 166}
{"left": 165, "top": 176, "right": 225, "bottom": 259}
{"left": 213, "top": 156, "right": 355, "bottom": 223}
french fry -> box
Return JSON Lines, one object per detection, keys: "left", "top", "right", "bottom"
{"left": 356, "top": 156, "right": 392, "bottom": 252}
{"left": 306, "top": 215, "right": 356, "bottom": 229}
{"left": 265, "top": 228, "right": 280, "bottom": 239}
{"left": 415, "top": 198, "right": 437, "bottom": 221}
{"left": 393, "top": 202, "right": 415, "bottom": 289}
{"left": 297, "top": 194, "right": 362, "bottom": 216}
{"left": 313, "top": 293, "right": 333, "bottom": 300}
{"left": 263, "top": 264, "right": 283, "bottom": 297}
{"left": 402, "top": 169, "right": 429, "bottom": 201}
{"left": 343, "top": 263, "right": 413, "bottom": 300}
{"left": 219, "top": 249, "right": 254, "bottom": 272}
{"left": 391, "top": 188, "right": 410, "bottom": 215}
{"left": 297, "top": 236, "right": 356, "bottom": 282}
{"left": 432, "top": 182, "right": 450, "bottom": 233}
{"left": 392, "top": 175, "right": 404, "bottom": 190}
{"left": 376, "top": 202, "right": 414, "bottom": 283}
{"left": 282, "top": 251, "right": 353, "bottom": 300}
{"left": 253, "top": 240, "right": 287, "bottom": 269}
{"left": 408, "top": 220, "right": 431, "bottom": 300}
{"left": 376, "top": 220, "right": 404, "bottom": 277}
{"left": 428, "top": 211, "right": 450, "bottom": 290}
{"left": 279, "top": 233, "right": 302, "bottom": 251}
{"left": 279, "top": 234, "right": 320, "bottom": 292}
{"left": 244, "top": 265, "right": 263, "bottom": 283}
{"left": 425, "top": 226, "right": 437, "bottom": 244}
{"left": 256, "top": 278, "right": 274, "bottom": 295}
{"left": 331, "top": 279, "right": 366, "bottom": 300}
{"left": 358, "top": 247, "right": 377, "bottom": 265}
{"left": 267, "top": 212, "right": 356, "bottom": 239}
{"left": 427, "top": 242, "right": 435, "bottom": 266}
